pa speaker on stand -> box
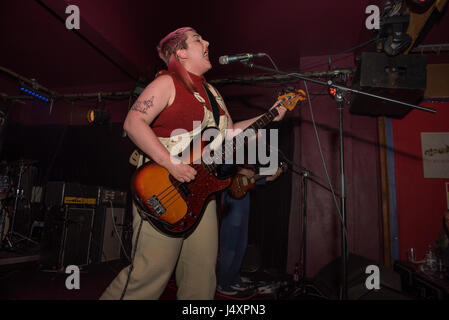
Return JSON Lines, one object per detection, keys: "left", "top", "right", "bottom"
{"left": 349, "top": 52, "right": 426, "bottom": 119}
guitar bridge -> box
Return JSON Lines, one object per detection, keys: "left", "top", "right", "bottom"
{"left": 147, "top": 196, "right": 166, "bottom": 216}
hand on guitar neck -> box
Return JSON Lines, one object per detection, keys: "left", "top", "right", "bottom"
{"left": 227, "top": 162, "right": 287, "bottom": 199}
{"left": 265, "top": 165, "right": 285, "bottom": 182}
{"left": 270, "top": 101, "right": 287, "bottom": 122}
{"left": 237, "top": 168, "right": 256, "bottom": 179}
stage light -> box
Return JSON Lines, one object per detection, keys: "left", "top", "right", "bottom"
{"left": 19, "top": 83, "right": 50, "bottom": 102}
{"left": 87, "top": 108, "right": 110, "bottom": 124}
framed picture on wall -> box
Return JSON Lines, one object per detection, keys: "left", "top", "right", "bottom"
{"left": 421, "top": 132, "right": 449, "bottom": 178}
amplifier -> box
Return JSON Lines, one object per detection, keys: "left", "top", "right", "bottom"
{"left": 40, "top": 206, "right": 95, "bottom": 269}
{"left": 45, "top": 182, "right": 100, "bottom": 207}
{"left": 350, "top": 52, "right": 426, "bottom": 119}
{"left": 99, "top": 187, "right": 127, "bottom": 207}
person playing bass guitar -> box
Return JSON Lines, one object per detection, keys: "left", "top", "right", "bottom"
{"left": 100, "top": 27, "right": 286, "bottom": 300}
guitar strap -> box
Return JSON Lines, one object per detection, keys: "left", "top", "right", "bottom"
{"left": 129, "top": 79, "right": 223, "bottom": 167}
{"left": 202, "top": 83, "right": 220, "bottom": 127}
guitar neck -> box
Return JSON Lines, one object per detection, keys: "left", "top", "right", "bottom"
{"left": 246, "top": 108, "right": 279, "bottom": 132}
{"left": 208, "top": 89, "right": 304, "bottom": 169}
{"left": 251, "top": 174, "right": 266, "bottom": 182}
{"left": 236, "top": 108, "right": 279, "bottom": 144}
{"left": 221, "top": 108, "right": 279, "bottom": 161}
{"left": 248, "top": 162, "right": 288, "bottom": 181}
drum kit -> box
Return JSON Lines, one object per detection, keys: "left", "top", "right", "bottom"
{"left": 0, "top": 159, "right": 39, "bottom": 249}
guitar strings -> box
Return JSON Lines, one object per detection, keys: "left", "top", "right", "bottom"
{"left": 156, "top": 164, "right": 209, "bottom": 207}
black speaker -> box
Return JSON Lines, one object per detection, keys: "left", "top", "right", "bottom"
{"left": 40, "top": 206, "right": 95, "bottom": 269}
{"left": 350, "top": 52, "right": 426, "bottom": 119}
{"left": 312, "top": 254, "right": 410, "bottom": 300}
{"left": 90, "top": 206, "right": 125, "bottom": 264}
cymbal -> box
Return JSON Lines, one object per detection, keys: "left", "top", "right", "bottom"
{"left": 10, "top": 159, "right": 37, "bottom": 167}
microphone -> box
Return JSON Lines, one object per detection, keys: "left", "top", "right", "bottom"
{"left": 218, "top": 53, "right": 266, "bottom": 65}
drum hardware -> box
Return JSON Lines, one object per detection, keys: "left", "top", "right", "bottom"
{"left": 2, "top": 159, "right": 39, "bottom": 248}
{"left": 0, "top": 162, "right": 11, "bottom": 242}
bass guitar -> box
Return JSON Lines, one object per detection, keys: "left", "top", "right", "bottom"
{"left": 131, "top": 89, "right": 306, "bottom": 237}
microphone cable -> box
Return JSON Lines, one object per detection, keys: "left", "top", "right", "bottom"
{"left": 302, "top": 80, "right": 349, "bottom": 244}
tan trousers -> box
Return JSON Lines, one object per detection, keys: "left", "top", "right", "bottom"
{"left": 100, "top": 200, "right": 218, "bottom": 300}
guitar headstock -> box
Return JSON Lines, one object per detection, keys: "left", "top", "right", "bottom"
{"left": 277, "top": 89, "right": 307, "bottom": 111}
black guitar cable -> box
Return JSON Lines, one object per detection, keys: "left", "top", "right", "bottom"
{"left": 119, "top": 217, "right": 144, "bottom": 300}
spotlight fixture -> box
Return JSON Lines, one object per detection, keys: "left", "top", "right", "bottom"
{"left": 383, "top": 19, "right": 412, "bottom": 56}
{"left": 87, "top": 93, "right": 110, "bottom": 125}
{"left": 376, "top": 1, "right": 413, "bottom": 56}
{"left": 19, "top": 83, "right": 50, "bottom": 102}
{"left": 87, "top": 108, "right": 110, "bottom": 124}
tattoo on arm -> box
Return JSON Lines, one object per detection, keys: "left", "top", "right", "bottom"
{"left": 131, "top": 96, "right": 154, "bottom": 114}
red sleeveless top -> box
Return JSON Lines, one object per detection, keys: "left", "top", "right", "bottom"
{"left": 151, "top": 71, "right": 226, "bottom": 137}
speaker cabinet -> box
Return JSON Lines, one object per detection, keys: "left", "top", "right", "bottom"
{"left": 350, "top": 52, "right": 426, "bottom": 119}
{"left": 90, "top": 206, "right": 125, "bottom": 264}
{"left": 41, "top": 206, "right": 95, "bottom": 269}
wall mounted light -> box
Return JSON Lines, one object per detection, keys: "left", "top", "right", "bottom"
{"left": 87, "top": 93, "right": 110, "bottom": 125}
{"left": 87, "top": 108, "right": 110, "bottom": 124}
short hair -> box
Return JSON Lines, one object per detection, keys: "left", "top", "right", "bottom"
{"left": 157, "top": 27, "right": 195, "bottom": 65}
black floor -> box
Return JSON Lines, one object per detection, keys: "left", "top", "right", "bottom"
{"left": 0, "top": 240, "right": 417, "bottom": 301}
{"left": 0, "top": 240, "right": 304, "bottom": 300}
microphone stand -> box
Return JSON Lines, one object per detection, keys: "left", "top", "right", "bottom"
{"left": 239, "top": 59, "right": 436, "bottom": 300}
{"left": 293, "top": 167, "right": 328, "bottom": 299}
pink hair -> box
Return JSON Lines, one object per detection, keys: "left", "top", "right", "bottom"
{"left": 156, "top": 27, "right": 198, "bottom": 94}
{"left": 157, "top": 27, "right": 195, "bottom": 65}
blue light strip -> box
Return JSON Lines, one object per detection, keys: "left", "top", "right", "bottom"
{"left": 20, "top": 87, "right": 50, "bottom": 102}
